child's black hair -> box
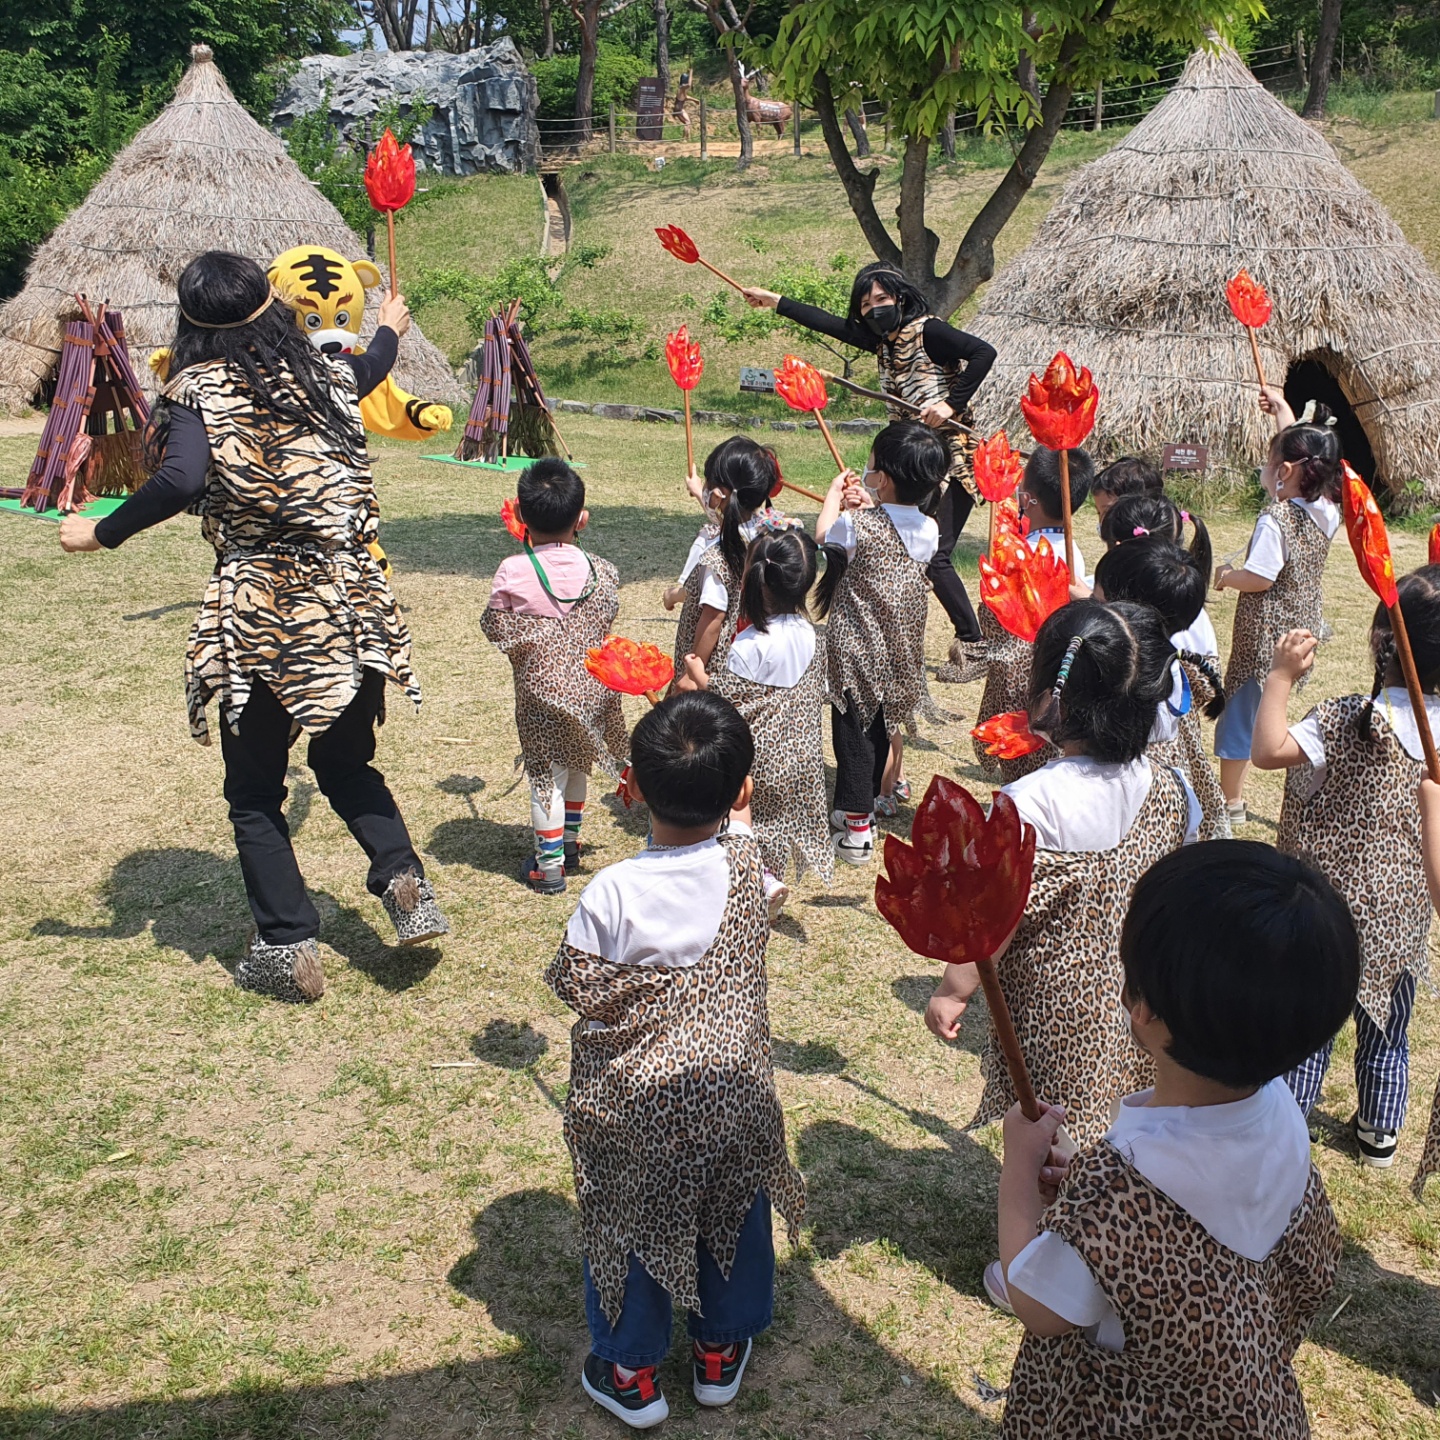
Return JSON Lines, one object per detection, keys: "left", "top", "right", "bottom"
{"left": 517, "top": 458, "right": 585, "bottom": 536}
{"left": 1100, "top": 493, "right": 1183, "bottom": 549}
{"left": 1359, "top": 563, "right": 1440, "bottom": 741}
{"left": 1121, "top": 842, "right": 1360, "bottom": 1088}
{"left": 871, "top": 420, "right": 948, "bottom": 507}
{"left": 1092, "top": 455, "right": 1163, "bottom": 502}
{"left": 1272, "top": 404, "right": 1342, "bottom": 502}
{"left": 1022, "top": 445, "right": 1095, "bottom": 520}
{"left": 630, "top": 691, "right": 755, "bottom": 829}
{"left": 1027, "top": 599, "right": 1175, "bottom": 763}
{"left": 705, "top": 435, "right": 781, "bottom": 578}
{"left": 739, "top": 528, "right": 817, "bottom": 634}
{"left": 845, "top": 262, "right": 930, "bottom": 331}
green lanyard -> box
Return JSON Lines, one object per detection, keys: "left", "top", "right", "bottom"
{"left": 525, "top": 541, "right": 597, "bottom": 606}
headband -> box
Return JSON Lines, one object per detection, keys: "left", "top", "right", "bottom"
{"left": 180, "top": 290, "right": 276, "bottom": 330}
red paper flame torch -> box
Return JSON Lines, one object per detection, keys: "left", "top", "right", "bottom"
{"left": 1019, "top": 352, "right": 1098, "bottom": 578}
{"left": 979, "top": 532, "right": 1071, "bottom": 643}
{"left": 1429, "top": 523, "right": 1440, "bottom": 569}
{"left": 774, "top": 354, "right": 846, "bottom": 472}
{"left": 971, "top": 710, "right": 1047, "bottom": 761}
{"left": 586, "top": 635, "right": 676, "bottom": 706}
{"left": 1226, "top": 268, "right": 1274, "bottom": 418}
{"left": 655, "top": 224, "right": 746, "bottom": 294}
{"left": 501, "top": 497, "right": 527, "bottom": 544}
{"left": 364, "top": 129, "right": 417, "bottom": 300}
{"left": 875, "top": 779, "right": 1041, "bottom": 1119}
{"left": 974, "top": 429, "right": 1025, "bottom": 546}
{"left": 666, "top": 325, "right": 704, "bottom": 478}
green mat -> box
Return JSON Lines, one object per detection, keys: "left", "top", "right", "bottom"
{"left": 0, "top": 495, "right": 128, "bottom": 523}
{"left": 421, "top": 454, "right": 584, "bottom": 471}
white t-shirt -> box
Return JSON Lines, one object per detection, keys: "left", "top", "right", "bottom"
{"left": 1290, "top": 687, "right": 1440, "bottom": 799}
{"left": 726, "top": 613, "right": 816, "bottom": 688}
{"left": 827, "top": 503, "right": 939, "bottom": 565}
{"left": 1029, "top": 526, "right": 1087, "bottom": 587}
{"left": 1002, "top": 755, "right": 1200, "bottom": 851}
{"left": 1243, "top": 496, "right": 1340, "bottom": 582}
{"left": 698, "top": 515, "right": 768, "bottom": 611}
{"left": 1171, "top": 609, "right": 1219, "bottom": 660}
{"left": 1007, "top": 1078, "right": 1313, "bottom": 1352}
{"left": 678, "top": 522, "right": 720, "bottom": 583}
{"left": 565, "top": 824, "right": 753, "bottom": 968}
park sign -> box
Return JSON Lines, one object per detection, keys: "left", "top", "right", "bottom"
{"left": 635, "top": 79, "right": 665, "bottom": 141}
{"left": 740, "top": 366, "right": 776, "bottom": 393}
{"left": 1162, "top": 442, "right": 1209, "bottom": 472}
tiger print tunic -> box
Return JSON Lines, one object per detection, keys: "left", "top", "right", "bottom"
{"left": 1224, "top": 500, "right": 1333, "bottom": 696}
{"left": 711, "top": 632, "right": 834, "bottom": 885}
{"left": 1003, "top": 1146, "right": 1339, "bottom": 1439}
{"left": 972, "top": 766, "right": 1191, "bottom": 1146}
{"left": 672, "top": 540, "right": 743, "bottom": 682}
{"left": 480, "top": 558, "right": 629, "bottom": 800}
{"left": 545, "top": 832, "right": 806, "bottom": 1322}
{"left": 825, "top": 507, "right": 946, "bottom": 735}
{"left": 170, "top": 359, "right": 419, "bottom": 744}
{"left": 971, "top": 605, "right": 1053, "bottom": 783}
{"left": 876, "top": 316, "right": 979, "bottom": 495}
{"left": 1148, "top": 658, "right": 1231, "bottom": 841}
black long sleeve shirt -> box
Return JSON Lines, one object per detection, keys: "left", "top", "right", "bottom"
{"left": 95, "top": 328, "right": 399, "bottom": 549}
{"left": 775, "top": 297, "right": 996, "bottom": 410}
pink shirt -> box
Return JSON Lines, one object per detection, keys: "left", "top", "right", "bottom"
{"left": 487, "top": 543, "right": 594, "bottom": 618}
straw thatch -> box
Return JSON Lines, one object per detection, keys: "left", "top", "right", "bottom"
{"left": 0, "top": 45, "right": 464, "bottom": 413}
{"left": 970, "top": 41, "right": 1440, "bottom": 498}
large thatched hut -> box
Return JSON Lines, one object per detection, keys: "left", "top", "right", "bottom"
{"left": 970, "top": 41, "right": 1440, "bottom": 497}
{"left": 0, "top": 45, "right": 464, "bottom": 413}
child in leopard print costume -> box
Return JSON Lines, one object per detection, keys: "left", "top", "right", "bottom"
{"left": 481, "top": 460, "right": 628, "bottom": 895}
{"left": 546, "top": 692, "right": 804, "bottom": 1428}
{"left": 995, "top": 842, "right": 1358, "bottom": 1439}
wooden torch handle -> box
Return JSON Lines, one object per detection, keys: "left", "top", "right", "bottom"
{"left": 814, "top": 411, "right": 847, "bottom": 473}
{"left": 698, "top": 257, "right": 747, "bottom": 294}
{"left": 780, "top": 478, "right": 826, "bottom": 505}
{"left": 682, "top": 390, "right": 694, "bottom": 479}
{"left": 386, "top": 212, "right": 398, "bottom": 300}
{"left": 976, "top": 960, "right": 1041, "bottom": 1122}
{"left": 1392, "top": 602, "right": 1440, "bottom": 783}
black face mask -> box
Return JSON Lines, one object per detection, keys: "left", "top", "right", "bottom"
{"left": 863, "top": 303, "right": 900, "bottom": 337}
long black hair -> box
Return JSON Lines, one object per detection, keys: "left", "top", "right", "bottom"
{"left": 739, "top": 528, "right": 816, "bottom": 633}
{"left": 1359, "top": 564, "right": 1440, "bottom": 741}
{"left": 1100, "top": 494, "right": 1213, "bottom": 585}
{"left": 1271, "top": 403, "right": 1342, "bottom": 502}
{"left": 846, "top": 262, "right": 929, "bottom": 330}
{"left": 705, "top": 435, "right": 781, "bottom": 579}
{"left": 145, "top": 250, "right": 361, "bottom": 466}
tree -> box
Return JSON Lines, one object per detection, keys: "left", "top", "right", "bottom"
{"left": 566, "top": 0, "right": 642, "bottom": 137}
{"left": 1302, "top": 0, "right": 1342, "bottom": 117}
{"left": 689, "top": 0, "right": 755, "bottom": 168}
{"left": 655, "top": 0, "right": 670, "bottom": 95}
{"left": 768, "top": 0, "right": 1258, "bottom": 318}
{"left": 357, "top": 0, "right": 422, "bottom": 49}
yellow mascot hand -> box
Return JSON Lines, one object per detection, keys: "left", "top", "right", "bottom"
{"left": 359, "top": 376, "right": 453, "bottom": 442}
{"left": 367, "top": 539, "right": 393, "bottom": 582}
{"left": 148, "top": 348, "right": 173, "bottom": 382}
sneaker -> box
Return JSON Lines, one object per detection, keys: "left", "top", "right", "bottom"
{"left": 564, "top": 840, "right": 583, "bottom": 875}
{"left": 893, "top": 779, "right": 912, "bottom": 802}
{"left": 766, "top": 881, "right": 790, "bottom": 921}
{"left": 380, "top": 871, "right": 450, "bottom": 945}
{"left": 693, "top": 1337, "right": 752, "bottom": 1407}
{"left": 520, "top": 855, "right": 566, "bottom": 895}
{"left": 1225, "top": 800, "right": 1247, "bottom": 827}
{"left": 581, "top": 1354, "right": 669, "bottom": 1429}
{"left": 1354, "top": 1114, "right": 1398, "bottom": 1168}
{"left": 874, "top": 793, "right": 899, "bottom": 819}
{"left": 830, "top": 808, "right": 874, "bottom": 832}
{"left": 982, "top": 1260, "right": 1015, "bottom": 1316}
{"left": 235, "top": 933, "right": 325, "bottom": 1003}
{"left": 833, "top": 831, "right": 874, "bottom": 866}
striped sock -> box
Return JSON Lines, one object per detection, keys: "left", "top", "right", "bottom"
{"left": 564, "top": 801, "right": 586, "bottom": 843}
{"left": 844, "top": 812, "right": 873, "bottom": 843}
{"left": 536, "top": 826, "right": 565, "bottom": 875}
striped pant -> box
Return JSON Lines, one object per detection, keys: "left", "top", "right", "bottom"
{"left": 1284, "top": 972, "right": 1417, "bottom": 1134}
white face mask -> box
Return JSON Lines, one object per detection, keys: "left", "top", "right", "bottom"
{"left": 861, "top": 467, "right": 882, "bottom": 502}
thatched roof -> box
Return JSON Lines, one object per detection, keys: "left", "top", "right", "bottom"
{"left": 970, "top": 41, "right": 1440, "bottom": 497}
{"left": 0, "top": 45, "right": 464, "bottom": 412}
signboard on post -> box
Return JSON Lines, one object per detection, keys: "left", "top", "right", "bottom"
{"left": 636, "top": 79, "right": 665, "bottom": 141}
{"left": 740, "top": 367, "right": 776, "bottom": 394}
{"left": 1161, "top": 442, "right": 1209, "bottom": 473}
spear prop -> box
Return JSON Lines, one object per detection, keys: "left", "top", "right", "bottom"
{"left": 814, "top": 369, "right": 977, "bottom": 436}
{"left": 365, "top": 129, "right": 417, "bottom": 299}
{"left": 655, "top": 224, "right": 747, "bottom": 294}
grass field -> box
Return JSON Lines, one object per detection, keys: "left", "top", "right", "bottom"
{"left": 4, "top": 412, "right": 1440, "bottom": 1438}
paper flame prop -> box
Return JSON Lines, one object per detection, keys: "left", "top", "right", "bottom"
{"left": 974, "top": 429, "right": 1024, "bottom": 504}
{"left": 364, "top": 129, "right": 416, "bottom": 213}
{"left": 655, "top": 224, "right": 701, "bottom": 264}
{"left": 665, "top": 326, "right": 703, "bottom": 391}
{"left": 1019, "top": 352, "right": 1098, "bottom": 453}
{"left": 1225, "top": 269, "right": 1273, "bottom": 329}
{"left": 1341, "top": 461, "right": 1398, "bottom": 608}
{"left": 971, "top": 710, "right": 1047, "bottom": 760}
{"left": 774, "top": 354, "right": 828, "bottom": 414}
{"left": 1430, "top": 523, "right": 1440, "bottom": 568}
{"left": 993, "top": 501, "right": 1029, "bottom": 541}
{"left": 501, "top": 497, "right": 527, "bottom": 544}
{"left": 585, "top": 635, "right": 675, "bottom": 702}
{"left": 979, "top": 533, "right": 1070, "bottom": 643}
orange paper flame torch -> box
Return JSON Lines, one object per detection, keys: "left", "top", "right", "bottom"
{"left": 1226, "top": 269, "right": 1274, "bottom": 417}
{"left": 655, "top": 224, "right": 746, "bottom": 294}
{"left": 364, "top": 129, "right": 417, "bottom": 299}
{"left": 979, "top": 533, "right": 1071, "bottom": 643}
{"left": 666, "top": 325, "right": 704, "bottom": 478}
{"left": 975, "top": 428, "right": 1025, "bottom": 546}
{"left": 1019, "top": 352, "right": 1097, "bottom": 578}
{"left": 774, "top": 354, "right": 846, "bottom": 472}
{"left": 585, "top": 635, "right": 676, "bottom": 707}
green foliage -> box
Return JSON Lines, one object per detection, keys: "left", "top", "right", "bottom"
{"left": 531, "top": 41, "right": 650, "bottom": 122}
{"left": 0, "top": 152, "right": 108, "bottom": 296}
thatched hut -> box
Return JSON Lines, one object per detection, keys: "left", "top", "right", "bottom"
{"left": 970, "top": 41, "right": 1440, "bottom": 497}
{"left": 0, "top": 44, "right": 464, "bottom": 413}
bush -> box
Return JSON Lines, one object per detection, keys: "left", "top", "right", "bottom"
{"left": 531, "top": 42, "right": 650, "bottom": 122}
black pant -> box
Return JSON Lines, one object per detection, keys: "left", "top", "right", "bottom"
{"left": 831, "top": 696, "right": 890, "bottom": 815}
{"left": 927, "top": 483, "right": 981, "bottom": 641}
{"left": 220, "top": 669, "right": 423, "bottom": 945}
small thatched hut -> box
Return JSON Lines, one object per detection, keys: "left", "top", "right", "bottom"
{"left": 970, "top": 41, "right": 1440, "bottom": 497}
{"left": 0, "top": 44, "right": 464, "bottom": 413}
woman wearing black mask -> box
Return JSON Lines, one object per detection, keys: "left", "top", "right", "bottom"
{"left": 744, "top": 263, "right": 996, "bottom": 680}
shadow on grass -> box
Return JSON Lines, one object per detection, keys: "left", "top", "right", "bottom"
{"left": 891, "top": 975, "right": 990, "bottom": 1057}
{"left": 427, "top": 815, "right": 535, "bottom": 883}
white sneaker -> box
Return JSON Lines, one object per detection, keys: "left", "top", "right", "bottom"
{"left": 1354, "top": 1115, "right": 1398, "bottom": 1168}
{"left": 762, "top": 871, "right": 790, "bottom": 921}
{"left": 831, "top": 808, "right": 874, "bottom": 831}
{"left": 1226, "top": 800, "right": 1247, "bottom": 827}
{"left": 982, "top": 1260, "right": 1015, "bottom": 1315}
{"left": 833, "top": 831, "right": 874, "bottom": 866}
{"left": 693, "top": 1336, "right": 752, "bottom": 1407}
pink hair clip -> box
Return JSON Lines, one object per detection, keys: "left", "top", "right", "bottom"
{"left": 1180, "top": 510, "right": 1191, "bottom": 523}
{"left": 1132, "top": 525, "right": 1150, "bottom": 537}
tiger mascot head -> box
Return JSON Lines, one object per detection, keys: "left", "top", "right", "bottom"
{"left": 266, "top": 246, "right": 384, "bottom": 355}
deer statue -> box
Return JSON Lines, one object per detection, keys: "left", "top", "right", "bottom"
{"left": 739, "top": 64, "right": 792, "bottom": 137}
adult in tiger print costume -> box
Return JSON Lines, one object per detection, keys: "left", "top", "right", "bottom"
{"left": 59, "top": 251, "right": 448, "bottom": 1003}
{"left": 743, "top": 263, "right": 996, "bottom": 681}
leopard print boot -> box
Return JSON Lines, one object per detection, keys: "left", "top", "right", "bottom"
{"left": 234, "top": 934, "right": 326, "bottom": 1003}
{"left": 936, "top": 636, "right": 987, "bottom": 684}
{"left": 381, "top": 871, "right": 450, "bottom": 947}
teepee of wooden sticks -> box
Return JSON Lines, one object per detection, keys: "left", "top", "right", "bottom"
{"left": 455, "top": 299, "right": 570, "bottom": 463}
{"left": 19, "top": 296, "right": 150, "bottom": 513}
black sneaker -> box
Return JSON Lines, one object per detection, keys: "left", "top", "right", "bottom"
{"left": 520, "top": 855, "right": 566, "bottom": 895}
{"left": 693, "top": 1337, "right": 751, "bottom": 1407}
{"left": 1353, "top": 1113, "right": 1398, "bottom": 1168}
{"left": 581, "top": 1353, "right": 669, "bottom": 1429}
{"left": 564, "top": 839, "right": 583, "bottom": 875}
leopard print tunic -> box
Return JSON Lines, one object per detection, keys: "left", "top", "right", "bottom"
{"left": 1003, "top": 1145, "right": 1339, "bottom": 1438}
{"left": 711, "top": 632, "right": 834, "bottom": 885}
{"left": 1415, "top": 1083, "right": 1440, "bottom": 1197}
{"left": 876, "top": 316, "right": 978, "bottom": 495}
{"left": 972, "top": 765, "right": 1191, "bottom": 1146}
{"left": 673, "top": 540, "right": 743, "bottom": 681}
{"left": 545, "top": 833, "right": 806, "bottom": 1322}
{"left": 170, "top": 359, "right": 419, "bottom": 744}
{"left": 1224, "top": 500, "right": 1333, "bottom": 696}
{"left": 1148, "top": 659, "right": 1231, "bottom": 841}
{"left": 1277, "top": 695, "right": 1431, "bottom": 1032}
{"left": 480, "top": 558, "right": 629, "bottom": 799}
{"left": 971, "top": 605, "right": 1054, "bottom": 783}
{"left": 825, "top": 507, "right": 947, "bottom": 735}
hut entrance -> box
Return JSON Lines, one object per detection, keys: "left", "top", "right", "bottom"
{"left": 1284, "top": 356, "right": 1377, "bottom": 485}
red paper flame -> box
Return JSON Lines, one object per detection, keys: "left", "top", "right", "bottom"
{"left": 874, "top": 779, "right": 1036, "bottom": 968}
{"left": 1225, "top": 269, "right": 1273, "bottom": 329}
{"left": 974, "top": 429, "right": 1024, "bottom": 504}
{"left": 655, "top": 224, "right": 700, "bottom": 264}
{"left": 585, "top": 635, "right": 676, "bottom": 696}
{"left": 364, "top": 129, "right": 416, "bottom": 213}
{"left": 501, "top": 497, "right": 527, "bottom": 544}
{"left": 1430, "top": 523, "right": 1440, "bottom": 568}
{"left": 1019, "top": 351, "right": 1098, "bottom": 452}
{"left": 1341, "top": 460, "right": 1398, "bottom": 609}
{"left": 971, "top": 710, "right": 1047, "bottom": 760}
{"left": 774, "top": 354, "right": 828, "bottom": 414}
{"left": 665, "top": 324, "right": 704, "bottom": 391}
{"left": 979, "top": 533, "right": 1070, "bottom": 643}
{"left": 993, "top": 500, "right": 1030, "bottom": 541}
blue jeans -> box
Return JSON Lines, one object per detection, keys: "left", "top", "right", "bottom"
{"left": 1214, "top": 677, "right": 1263, "bottom": 760}
{"left": 584, "top": 1190, "right": 775, "bottom": 1369}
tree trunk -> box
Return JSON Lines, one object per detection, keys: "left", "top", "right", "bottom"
{"left": 540, "top": 0, "right": 555, "bottom": 57}
{"left": 940, "top": 109, "right": 955, "bottom": 159}
{"left": 573, "top": 4, "right": 599, "bottom": 140}
{"left": 655, "top": 0, "right": 671, "bottom": 97}
{"left": 1303, "top": 0, "right": 1342, "bottom": 118}
{"left": 898, "top": 132, "right": 939, "bottom": 291}
{"left": 844, "top": 106, "right": 870, "bottom": 158}
{"left": 811, "top": 69, "right": 900, "bottom": 266}
{"left": 726, "top": 49, "right": 753, "bottom": 169}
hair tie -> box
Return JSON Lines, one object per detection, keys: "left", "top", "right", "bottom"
{"left": 1052, "top": 634, "right": 1084, "bottom": 701}
{"left": 1132, "top": 525, "right": 1149, "bottom": 537}
{"left": 180, "top": 288, "right": 278, "bottom": 330}
{"left": 1180, "top": 510, "right": 1190, "bottom": 524}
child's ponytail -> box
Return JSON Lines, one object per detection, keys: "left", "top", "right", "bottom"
{"left": 738, "top": 528, "right": 817, "bottom": 634}
{"left": 812, "top": 542, "right": 851, "bottom": 619}
{"left": 1186, "top": 511, "right": 1212, "bottom": 587}
{"left": 1274, "top": 404, "right": 1342, "bottom": 502}
{"left": 708, "top": 435, "right": 782, "bottom": 578}
{"left": 1178, "top": 650, "right": 1226, "bottom": 720}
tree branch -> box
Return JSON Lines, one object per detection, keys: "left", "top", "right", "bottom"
{"left": 812, "top": 69, "right": 902, "bottom": 269}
